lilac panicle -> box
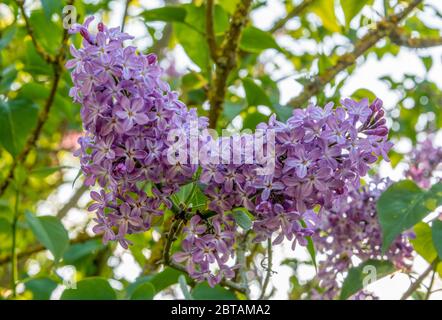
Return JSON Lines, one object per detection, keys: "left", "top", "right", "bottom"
{"left": 67, "top": 17, "right": 207, "bottom": 249}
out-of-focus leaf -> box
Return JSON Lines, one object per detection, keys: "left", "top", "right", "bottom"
{"left": 240, "top": 26, "right": 281, "bottom": 53}
{"left": 61, "top": 277, "right": 116, "bottom": 300}
{"left": 340, "top": 260, "right": 394, "bottom": 300}
{"left": 377, "top": 181, "right": 442, "bottom": 252}
{"left": 25, "top": 277, "right": 58, "bottom": 300}
{"left": 143, "top": 6, "right": 187, "bottom": 23}
{"left": 0, "top": 26, "right": 16, "bottom": 49}
{"left": 192, "top": 282, "right": 237, "bottom": 300}
{"left": 41, "top": 0, "right": 62, "bottom": 19}
{"left": 431, "top": 219, "right": 442, "bottom": 258}
{"left": 0, "top": 65, "right": 17, "bottom": 93}
{"left": 351, "top": 88, "right": 376, "bottom": 102}
{"left": 340, "top": 0, "right": 374, "bottom": 27}
{"left": 411, "top": 222, "right": 438, "bottom": 263}
{"left": 0, "top": 99, "right": 39, "bottom": 157}
{"left": 149, "top": 267, "right": 185, "bottom": 292}
{"left": 25, "top": 211, "right": 69, "bottom": 262}
{"left": 130, "top": 282, "right": 155, "bottom": 300}
{"left": 63, "top": 239, "right": 105, "bottom": 264}
{"left": 242, "top": 108, "right": 268, "bottom": 130}
{"left": 311, "top": 0, "right": 340, "bottom": 32}
{"left": 243, "top": 78, "right": 272, "bottom": 107}
{"left": 174, "top": 24, "right": 209, "bottom": 70}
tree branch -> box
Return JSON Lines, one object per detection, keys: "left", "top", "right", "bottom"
{"left": 121, "top": 0, "right": 132, "bottom": 32}
{"left": 206, "top": 0, "right": 218, "bottom": 61}
{"left": 390, "top": 28, "right": 442, "bottom": 48}
{"left": 0, "top": 233, "right": 100, "bottom": 266}
{"left": 16, "top": 0, "right": 55, "bottom": 64}
{"left": 258, "top": 238, "right": 273, "bottom": 300}
{"left": 208, "top": 0, "right": 253, "bottom": 128}
{"left": 400, "top": 259, "right": 438, "bottom": 300}
{"left": 287, "top": 0, "right": 423, "bottom": 108}
{"left": 270, "top": 0, "right": 316, "bottom": 33}
{"left": 57, "top": 183, "right": 89, "bottom": 219}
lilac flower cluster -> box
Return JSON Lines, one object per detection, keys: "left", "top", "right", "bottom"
{"left": 406, "top": 137, "right": 442, "bottom": 189}
{"left": 312, "top": 178, "right": 413, "bottom": 300}
{"left": 67, "top": 17, "right": 207, "bottom": 248}
{"left": 172, "top": 215, "right": 237, "bottom": 286}
{"left": 68, "top": 18, "right": 394, "bottom": 288}
{"left": 198, "top": 99, "right": 393, "bottom": 250}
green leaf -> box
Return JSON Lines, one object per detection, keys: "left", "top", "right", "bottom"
{"left": 350, "top": 88, "right": 376, "bottom": 102}
{"left": 411, "top": 222, "right": 438, "bottom": 263}
{"left": 421, "top": 56, "right": 433, "bottom": 72}
{"left": 431, "top": 219, "right": 442, "bottom": 258}
{"left": 0, "top": 26, "right": 16, "bottom": 50}
{"left": 130, "top": 282, "right": 155, "bottom": 300}
{"left": 175, "top": 24, "right": 209, "bottom": 70}
{"left": 242, "top": 109, "right": 268, "bottom": 130}
{"left": 149, "top": 267, "right": 185, "bottom": 292}
{"left": 25, "top": 211, "right": 69, "bottom": 262}
{"left": 240, "top": 26, "right": 281, "bottom": 53}
{"left": 41, "top": 0, "right": 62, "bottom": 19}
{"left": 311, "top": 0, "right": 340, "bottom": 32}
{"left": 25, "top": 277, "right": 58, "bottom": 300}
{"left": 243, "top": 78, "right": 272, "bottom": 107}
{"left": 0, "top": 99, "right": 39, "bottom": 157}
{"left": 232, "top": 208, "right": 253, "bottom": 231}
{"left": 63, "top": 239, "right": 105, "bottom": 264}
{"left": 191, "top": 282, "right": 237, "bottom": 300}
{"left": 178, "top": 275, "right": 194, "bottom": 300}
{"left": 377, "top": 181, "right": 442, "bottom": 252}
{"left": 340, "top": 260, "right": 394, "bottom": 300}
{"left": 340, "top": 0, "right": 374, "bottom": 27}
{"left": 61, "top": 277, "right": 117, "bottom": 300}
{"left": 143, "top": 6, "right": 187, "bottom": 23}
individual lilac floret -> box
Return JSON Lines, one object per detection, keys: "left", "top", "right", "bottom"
{"left": 312, "top": 178, "right": 413, "bottom": 300}
{"left": 68, "top": 17, "right": 207, "bottom": 249}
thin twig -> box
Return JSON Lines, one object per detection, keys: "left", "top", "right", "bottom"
{"left": 400, "top": 259, "right": 438, "bottom": 300}
{"left": 424, "top": 270, "right": 436, "bottom": 300}
{"left": 10, "top": 190, "right": 20, "bottom": 297}
{"left": 121, "top": 0, "right": 132, "bottom": 32}
{"left": 0, "top": 233, "right": 100, "bottom": 266}
{"left": 287, "top": 0, "right": 423, "bottom": 108}
{"left": 270, "top": 0, "right": 316, "bottom": 33}
{"left": 390, "top": 28, "right": 442, "bottom": 48}
{"left": 206, "top": 0, "right": 218, "bottom": 61}
{"left": 57, "top": 183, "right": 89, "bottom": 219}
{"left": 16, "top": 0, "right": 55, "bottom": 63}
{"left": 258, "top": 238, "right": 273, "bottom": 300}
{"left": 208, "top": 0, "right": 253, "bottom": 128}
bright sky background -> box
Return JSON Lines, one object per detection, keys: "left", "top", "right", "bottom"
{"left": 32, "top": 0, "right": 442, "bottom": 300}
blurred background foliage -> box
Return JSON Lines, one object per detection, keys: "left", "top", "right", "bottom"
{"left": 0, "top": 0, "right": 441, "bottom": 300}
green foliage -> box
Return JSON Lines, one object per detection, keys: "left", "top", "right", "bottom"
{"left": 377, "top": 181, "right": 442, "bottom": 252}
{"left": 431, "top": 220, "right": 442, "bottom": 259}
{"left": 340, "top": 260, "right": 394, "bottom": 300}
{"left": 231, "top": 207, "right": 253, "bottom": 231}
{"left": 411, "top": 222, "right": 438, "bottom": 263}
{"left": 61, "top": 278, "right": 117, "bottom": 300}
{"left": 191, "top": 282, "right": 237, "bottom": 300}
{"left": 25, "top": 211, "right": 69, "bottom": 262}
{"left": 240, "top": 26, "right": 281, "bottom": 53}
{"left": 0, "top": 99, "right": 38, "bottom": 157}
{"left": 130, "top": 282, "right": 155, "bottom": 300}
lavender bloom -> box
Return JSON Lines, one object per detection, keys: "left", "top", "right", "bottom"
{"left": 312, "top": 178, "right": 413, "bottom": 300}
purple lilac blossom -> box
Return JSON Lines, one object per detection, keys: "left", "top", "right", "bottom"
{"left": 69, "top": 18, "right": 394, "bottom": 288}
{"left": 405, "top": 137, "right": 442, "bottom": 189}
{"left": 68, "top": 18, "right": 207, "bottom": 249}
{"left": 312, "top": 178, "right": 413, "bottom": 300}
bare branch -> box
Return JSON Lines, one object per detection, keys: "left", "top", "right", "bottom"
{"left": 400, "top": 259, "right": 438, "bottom": 300}
{"left": 206, "top": 0, "right": 218, "bottom": 61}
{"left": 57, "top": 183, "right": 89, "bottom": 219}
{"left": 208, "top": 0, "right": 253, "bottom": 128}
{"left": 121, "top": 0, "right": 132, "bottom": 32}
{"left": 287, "top": 0, "right": 423, "bottom": 108}
{"left": 390, "top": 28, "right": 442, "bottom": 48}
{"left": 258, "top": 238, "right": 273, "bottom": 300}
{"left": 270, "top": 0, "right": 316, "bottom": 33}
